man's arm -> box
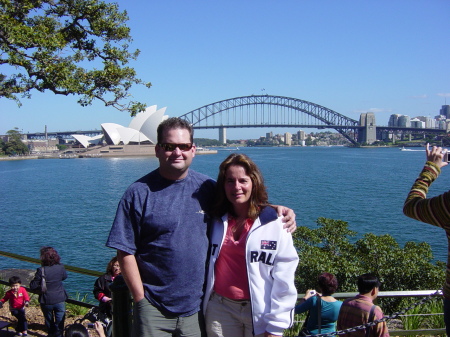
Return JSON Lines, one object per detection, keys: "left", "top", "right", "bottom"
{"left": 117, "top": 250, "right": 145, "bottom": 302}
{"left": 272, "top": 205, "right": 297, "bottom": 233}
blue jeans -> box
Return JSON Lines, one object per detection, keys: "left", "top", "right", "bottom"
{"left": 40, "top": 302, "right": 66, "bottom": 336}
{"left": 10, "top": 308, "right": 27, "bottom": 333}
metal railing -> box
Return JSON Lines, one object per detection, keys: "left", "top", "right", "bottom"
{"left": 0, "top": 250, "right": 446, "bottom": 336}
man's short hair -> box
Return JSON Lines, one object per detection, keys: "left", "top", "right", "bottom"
{"left": 357, "top": 273, "right": 381, "bottom": 294}
{"left": 157, "top": 117, "right": 194, "bottom": 144}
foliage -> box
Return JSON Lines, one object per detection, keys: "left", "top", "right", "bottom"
{"left": 66, "top": 293, "right": 90, "bottom": 317}
{"left": 194, "top": 138, "right": 223, "bottom": 147}
{"left": 56, "top": 144, "right": 68, "bottom": 151}
{"left": 0, "top": 138, "right": 5, "bottom": 155}
{"left": 293, "top": 217, "right": 445, "bottom": 313}
{"left": 0, "top": 0, "right": 151, "bottom": 116}
{"left": 2, "top": 128, "right": 29, "bottom": 155}
{"left": 441, "top": 136, "right": 450, "bottom": 147}
{"left": 400, "top": 298, "right": 445, "bottom": 334}
{"left": 0, "top": 283, "right": 6, "bottom": 299}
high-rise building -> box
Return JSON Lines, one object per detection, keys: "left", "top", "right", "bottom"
{"left": 398, "top": 115, "right": 410, "bottom": 127}
{"left": 440, "top": 105, "right": 450, "bottom": 119}
{"left": 284, "top": 132, "right": 292, "bottom": 146}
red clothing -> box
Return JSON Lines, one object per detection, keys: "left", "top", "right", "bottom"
{"left": 214, "top": 217, "right": 253, "bottom": 300}
{"left": 1, "top": 287, "right": 30, "bottom": 309}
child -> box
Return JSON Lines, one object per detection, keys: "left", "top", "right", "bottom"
{"left": 0, "top": 276, "right": 30, "bottom": 336}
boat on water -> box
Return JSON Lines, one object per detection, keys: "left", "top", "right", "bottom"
{"left": 400, "top": 146, "right": 425, "bottom": 152}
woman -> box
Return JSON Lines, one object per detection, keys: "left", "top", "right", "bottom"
{"left": 30, "top": 246, "right": 68, "bottom": 337}
{"left": 295, "top": 273, "right": 342, "bottom": 335}
{"left": 403, "top": 143, "right": 450, "bottom": 335}
{"left": 203, "top": 153, "right": 299, "bottom": 337}
{"left": 93, "top": 256, "right": 120, "bottom": 318}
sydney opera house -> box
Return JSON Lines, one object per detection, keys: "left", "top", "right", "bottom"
{"left": 71, "top": 105, "right": 168, "bottom": 148}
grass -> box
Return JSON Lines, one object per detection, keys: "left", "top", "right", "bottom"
{"left": 284, "top": 313, "right": 307, "bottom": 337}
{"left": 0, "top": 284, "right": 6, "bottom": 299}
{"left": 65, "top": 293, "right": 91, "bottom": 317}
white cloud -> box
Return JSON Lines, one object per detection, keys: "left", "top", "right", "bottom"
{"left": 411, "top": 94, "right": 428, "bottom": 99}
{"left": 437, "top": 93, "right": 450, "bottom": 97}
{"left": 354, "top": 108, "right": 393, "bottom": 113}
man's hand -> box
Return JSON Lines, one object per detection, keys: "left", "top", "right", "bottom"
{"left": 273, "top": 205, "right": 297, "bottom": 233}
{"left": 94, "top": 321, "right": 106, "bottom": 337}
{"left": 264, "top": 332, "right": 282, "bottom": 337}
{"left": 426, "top": 143, "right": 448, "bottom": 169}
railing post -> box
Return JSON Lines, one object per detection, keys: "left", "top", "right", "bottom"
{"left": 110, "top": 275, "right": 132, "bottom": 337}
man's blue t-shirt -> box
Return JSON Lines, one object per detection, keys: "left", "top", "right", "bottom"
{"left": 106, "top": 169, "right": 216, "bottom": 316}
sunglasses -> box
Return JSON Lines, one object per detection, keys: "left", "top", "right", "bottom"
{"left": 158, "top": 143, "right": 193, "bottom": 152}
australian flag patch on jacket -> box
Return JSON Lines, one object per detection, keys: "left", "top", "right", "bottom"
{"left": 261, "top": 240, "right": 277, "bottom": 250}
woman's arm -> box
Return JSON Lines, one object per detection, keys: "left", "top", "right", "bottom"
{"left": 403, "top": 144, "right": 450, "bottom": 229}
{"left": 29, "top": 268, "right": 42, "bottom": 291}
{"left": 264, "top": 225, "right": 299, "bottom": 335}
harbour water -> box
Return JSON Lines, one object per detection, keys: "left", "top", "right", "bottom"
{"left": 1, "top": 146, "right": 448, "bottom": 301}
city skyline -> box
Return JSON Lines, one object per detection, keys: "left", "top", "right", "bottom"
{"left": 1, "top": 0, "right": 449, "bottom": 139}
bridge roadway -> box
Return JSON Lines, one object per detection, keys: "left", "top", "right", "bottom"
{"left": 16, "top": 94, "right": 446, "bottom": 143}
{"left": 22, "top": 125, "right": 445, "bottom": 141}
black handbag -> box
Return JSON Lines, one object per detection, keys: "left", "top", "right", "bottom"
{"left": 298, "top": 295, "right": 322, "bottom": 336}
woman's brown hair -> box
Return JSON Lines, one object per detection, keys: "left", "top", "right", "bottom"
{"left": 40, "top": 246, "right": 61, "bottom": 266}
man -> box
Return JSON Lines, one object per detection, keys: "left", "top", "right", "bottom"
{"left": 337, "top": 273, "right": 389, "bottom": 337}
{"left": 106, "top": 117, "right": 296, "bottom": 337}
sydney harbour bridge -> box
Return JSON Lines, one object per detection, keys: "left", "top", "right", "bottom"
{"left": 25, "top": 95, "right": 445, "bottom": 145}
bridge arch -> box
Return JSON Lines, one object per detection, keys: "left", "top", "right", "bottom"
{"left": 179, "top": 95, "right": 360, "bottom": 144}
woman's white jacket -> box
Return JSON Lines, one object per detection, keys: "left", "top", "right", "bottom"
{"left": 203, "top": 206, "right": 299, "bottom": 336}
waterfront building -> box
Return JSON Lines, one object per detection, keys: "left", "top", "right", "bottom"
{"left": 388, "top": 114, "right": 402, "bottom": 127}
{"left": 398, "top": 115, "right": 411, "bottom": 127}
{"left": 284, "top": 132, "right": 292, "bottom": 146}
{"left": 440, "top": 105, "right": 450, "bottom": 119}
{"left": 410, "top": 118, "right": 425, "bottom": 128}
{"left": 415, "top": 116, "right": 435, "bottom": 129}
{"left": 72, "top": 105, "right": 168, "bottom": 148}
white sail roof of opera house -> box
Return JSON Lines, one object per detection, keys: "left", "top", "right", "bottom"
{"left": 129, "top": 105, "right": 168, "bottom": 144}
{"left": 72, "top": 105, "right": 168, "bottom": 147}
{"left": 72, "top": 134, "right": 103, "bottom": 148}
{"left": 101, "top": 123, "right": 151, "bottom": 145}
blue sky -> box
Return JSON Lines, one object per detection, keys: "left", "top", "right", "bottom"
{"left": 1, "top": 0, "right": 449, "bottom": 140}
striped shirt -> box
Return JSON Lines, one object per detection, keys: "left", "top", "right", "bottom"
{"left": 403, "top": 161, "right": 450, "bottom": 299}
{"left": 337, "top": 294, "right": 389, "bottom": 337}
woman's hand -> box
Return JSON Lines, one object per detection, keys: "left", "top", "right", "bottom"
{"left": 101, "top": 296, "right": 112, "bottom": 303}
{"left": 303, "top": 289, "right": 316, "bottom": 301}
{"left": 426, "top": 143, "right": 449, "bottom": 169}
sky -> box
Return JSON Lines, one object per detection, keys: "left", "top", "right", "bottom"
{"left": 1, "top": 0, "right": 450, "bottom": 140}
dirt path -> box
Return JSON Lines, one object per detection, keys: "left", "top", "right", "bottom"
{"left": 0, "top": 305, "right": 92, "bottom": 337}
